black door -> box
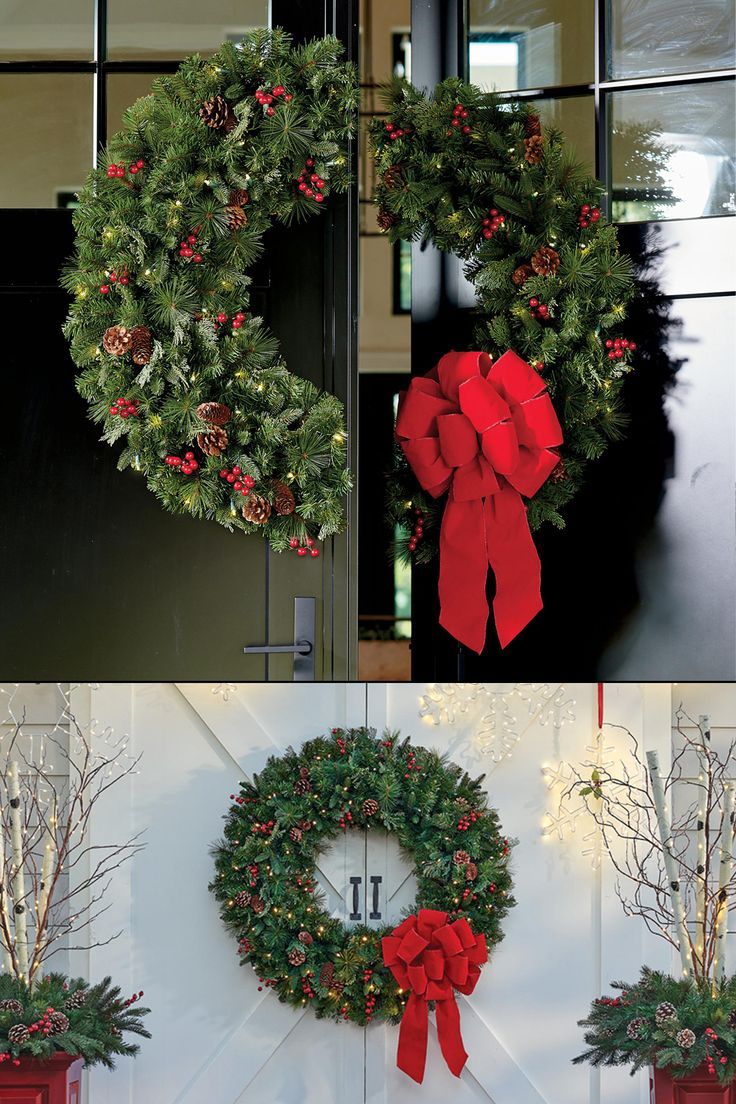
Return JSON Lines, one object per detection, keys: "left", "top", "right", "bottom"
{"left": 0, "top": 0, "right": 358, "bottom": 682}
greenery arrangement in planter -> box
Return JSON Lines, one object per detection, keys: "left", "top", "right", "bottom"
{"left": 570, "top": 709, "right": 736, "bottom": 1091}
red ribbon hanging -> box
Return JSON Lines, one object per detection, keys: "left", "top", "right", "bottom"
{"left": 381, "top": 909, "right": 487, "bottom": 1084}
{"left": 396, "top": 350, "right": 563, "bottom": 652}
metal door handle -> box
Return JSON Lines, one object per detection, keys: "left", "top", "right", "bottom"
{"left": 243, "top": 596, "right": 316, "bottom": 681}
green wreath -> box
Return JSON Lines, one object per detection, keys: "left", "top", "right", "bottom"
{"left": 370, "top": 79, "right": 635, "bottom": 562}
{"left": 62, "top": 30, "right": 357, "bottom": 552}
{"left": 210, "top": 726, "right": 513, "bottom": 1025}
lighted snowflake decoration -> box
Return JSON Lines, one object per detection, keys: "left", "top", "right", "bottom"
{"left": 542, "top": 729, "right": 618, "bottom": 864}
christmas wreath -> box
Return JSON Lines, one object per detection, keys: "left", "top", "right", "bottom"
{"left": 371, "top": 80, "right": 635, "bottom": 648}
{"left": 211, "top": 726, "right": 514, "bottom": 1083}
{"left": 62, "top": 30, "right": 357, "bottom": 553}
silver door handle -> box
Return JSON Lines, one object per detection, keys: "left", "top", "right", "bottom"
{"left": 243, "top": 641, "right": 312, "bottom": 655}
{"left": 243, "top": 597, "right": 316, "bottom": 681}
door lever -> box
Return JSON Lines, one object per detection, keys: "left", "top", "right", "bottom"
{"left": 243, "top": 596, "right": 316, "bottom": 681}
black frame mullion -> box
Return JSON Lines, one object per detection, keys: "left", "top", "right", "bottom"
{"left": 93, "top": 0, "right": 108, "bottom": 159}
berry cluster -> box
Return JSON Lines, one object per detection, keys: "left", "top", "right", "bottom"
{"left": 448, "top": 102, "right": 471, "bottom": 136}
{"left": 595, "top": 995, "right": 626, "bottom": 1007}
{"left": 289, "top": 536, "right": 320, "bottom": 558}
{"left": 481, "top": 207, "right": 505, "bottom": 240}
{"left": 338, "top": 807, "right": 353, "bottom": 830}
{"left": 457, "top": 810, "right": 479, "bottom": 832}
{"left": 0, "top": 1053, "right": 20, "bottom": 1066}
{"left": 403, "top": 748, "right": 421, "bottom": 778}
{"left": 301, "top": 975, "right": 315, "bottom": 1000}
{"left": 578, "top": 203, "right": 601, "bottom": 229}
{"left": 293, "top": 874, "right": 315, "bottom": 893}
{"left": 297, "top": 158, "right": 325, "bottom": 202}
{"left": 109, "top": 396, "right": 140, "bottom": 419}
{"left": 528, "top": 296, "right": 550, "bottom": 323}
{"left": 250, "top": 820, "right": 274, "bottom": 836}
{"left": 604, "top": 336, "right": 636, "bottom": 360}
{"left": 179, "top": 229, "right": 203, "bottom": 263}
{"left": 334, "top": 731, "right": 348, "bottom": 756}
{"left": 363, "top": 970, "right": 377, "bottom": 1022}
{"left": 407, "top": 508, "right": 425, "bottom": 553}
{"left": 165, "top": 451, "right": 199, "bottom": 474}
{"left": 220, "top": 466, "right": 256, "bottom": 497}
{"left": 703, "top": 1026, "right": 728, "bottom": 1073}
{"left": 383, "top": 119, "right": 412, "bottom": 141}
{"left": 106, "top": 159, "right": 145, "bottom": 179}
{"left": 122, "top": 990, "right": 145, "bottom": 1009}
{"left": 213, "top": 309, "right": 248, "bottom": 329}
{"left": 26, "top": 1007, "right": 58, "bottom": 1038}
{"left": 108, "top": 267, "right": 130, "bottom": 287}
{"left": 255, "top": 84, "right": 292, "bottom": 115}
{"left": 248, "top": 863, "right": 259, "bottom": 887}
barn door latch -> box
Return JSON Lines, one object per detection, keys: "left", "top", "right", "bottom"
{"left": 243, "top": 597, "right": 316, "bottom": 681}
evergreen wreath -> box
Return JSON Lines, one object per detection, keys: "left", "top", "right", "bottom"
{"left": 370, "top": 79, "right": 636, "bottom": 562}
{"left": 62, "top": 30, "right": 358, "bottom": 551}
{"left": 210, "top": 726, "right": 514, "bottom": 1025}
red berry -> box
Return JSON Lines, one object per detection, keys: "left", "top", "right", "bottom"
{"left": 226, "top": 473, "right": 236, "bottom": 483}
{"left": 306, "top": 158, "right": 315, "bottom": 167}
{"left": 297, "top": 547, "right": 307, "bottom": 557}
{"left": 315, "top": 194, "right": 324, "bottom": 203}
{"left": 289, "top": 538, "right": 299, "bottom": 549}
{"left": 284, "top": 94, "right": 292, "bottom": 101}
{"left": 581, "top": 204, "right": 590, "bottom": 213}
{"left": 529, "top": 298, "right": 539, "bottom": 307}
{"left": 451, "top": 119, "right": 460, "bottom": 127}
{"left": 217, "top": 312, "right": 227, "bottom": 323}
{"left": 119, "top": 276, "right": 129, "bottom": 285}
{"left": 232, "top": 466, "right": 241, "bottom": 475}
{"left": 193, "top": 253, "right": 202, "bottom": 263}
{"left": 605, "top": 338, "right": 613, "bottom": 347}
{"left": 462, "top": 125, "right": 471, "bottom": 134}
{"left": 232, "top": 319, "right": 242, "bottom": 329}
{"left": 629, "top": 342, "right": 637, "bottom": 351}
{"left": 136, "top": 159, "right": 145, "bottom": 168}
{"left": 100, "top": 285, "right": 110, "bottom": 294}
{"left": 591, "top": 209, "right": 601, "bottom": 221}
{"left": 482, "top": 228, "right": 492, "bottom": 239}
{"left": 266, "top": 107, "right": 274, "bottom": 116}
{"left": 234, "top": 313, "right": 245, "bottom": 322}
{"left": 129, "top": 165, "right": 139, "bottom": 174}
{"left": 310, "top": 549, "right": 319, "bottom": 558}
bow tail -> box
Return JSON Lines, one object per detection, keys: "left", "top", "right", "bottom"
{"left": 438, "top": 496, "right": 490, "bottom": 654}
{"left": 396, "top": 991, "right": 429, "bottom": 1084}
{"left": 485, "top": 484, "right": 543, "bottom": 648}
{"left": 435, "top": 995, "right": 468, "bottom": 1078}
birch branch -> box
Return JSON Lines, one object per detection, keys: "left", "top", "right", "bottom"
{"left": 7, "top": 762, "right": 29, "bottom": 983}
{"left": 645, "top": 749, "right": 692, "bottom": 979}
{"left": 712, "top": 784, "right": 736, "bottom": 982}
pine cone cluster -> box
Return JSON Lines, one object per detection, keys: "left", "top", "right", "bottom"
{"left": 298, "top": 930, "right": 313, "bottom": 945}
{"left": 234, "top": 890, "right": 251, "bottom": 908}
{"left": 7, "top": 1023, "right": 29, "bottom": 1045}
{"left": 63, "top": 990, "right": 87, "bottom": 1011}
{"left": 293, "top": 767, "right": 312, "bottom": 795}
{"left": 242, "top": 494, "right": 271, "bottom": 524}
{"left": 376, "top": 208, "right": 397, "bottom": 231}
{"left": 524, "top": 135, "right": 544, "bottom": 165}
{"left": 465, "top": 862, "right": 478, "bottom": 881}
{"left": 288, "top": 947, "right": 306, "bottom": 966}
{"left": 103, "top": 325, "right": 133, "bottom": 356}
{"left": 196, "top": 401, "right": 231, "bottom": 426}
{"left": 531, "top": 246, "right": 560, "bottom": 276}
{"left": 199, "top": 95, "right": 236, "bottom": 132}
{"left": 453, "top": 850, "right": 471, "bottom": 865}
{"left": 272, "top": 479, "right": 296, "bottom": 516}
{"left": 362, "top": 798, "right": 379, "bottom": 817}
{"left": 511, "top": 263, "right": 534, "bottom": 287}
{"left": 655, "top": 1001, "right": 678, "bottom": 1026}
{"left": 196, "top": 426, "right": 228, "bottom": 457}
{"left": 226, "top": 204, "right": 248, "bottom": 231}
{"left": 524, "top": 112, "right": 542, "bottom": 138}
{"left": 626, "top": 1017, "right": 646, "bottom": 1040}
{"left": 676, "top": 1028, "right": 696, "bottom": 1049}
{"left": 382, "top": 164, "right": 405, "bottom": 191}
{"left": 48, "top": 1011, "right": 70, "bottom": 1035}
{"left": 0, "top": 999, "right": 23, "bottom": 1016}
{"left": 130, "top": 325, "right": 152, "bottom": 366}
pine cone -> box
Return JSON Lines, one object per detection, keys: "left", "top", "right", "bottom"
{"left": 293, "top": 777, "right": 312, "bottom": 795}
{"left": 0, "top": 999, "right": 23, "bottom": 1016}
{"left": 199, "top": 95, "right": 236, "bottom": 132}
{"left": 730, "top": 1009, "right": 736, "bottom": 1029}
{"left": 382, "top": 164, "right": 405, "bottom": 191}
{"left": 250, "top": 895, "right": 265, "bottom": 914}
{"left": 465, "top": 862, "right": 478, "bottom": 881}
{"left": 103, "top": 325, "right": 132, "bottom": 356}
{"left": 7, "top": 1023, "right": 29, "bottom": 1046}
{"left": 130, "top": 325, "right": 153, "bottom": 366}
{"left": 242, "top": 494, "right": 271, "bottom": 524}
{"left": 288, "top": 947, "right": 306, "bottom": 966}
{"left": 63, "top": 991, "right": 87, "bottom": 1011}
{"left": 196, "top": 401, "right": 231, "bottom": 426}
{"left": 226, "top": 204, "right": 248, "bottom": 231}
{"left": 376, "top": 208, "right": 397, "bottom": 231}
{"left": 524, "top": 135, "right": 544, "bottom": 165}
{"left": 655, "top": 1001, "right": 678, "bottom": 1026}
{"left": 297, "top": 819, "right": 312, "bottom": 832}
{"left": 289, "top": 826, "right": 303, "bottom": 842}
{"left": 319, "top": 962, "right": 335, "bottom": 988}
{"left": 272, "top": 479, "right": 296, "bottom": 516}
{"left": 511, "top": 263, "right": 534, "bottom": 287}
{"left": 531, "top": 246, "right": 560, "bottom": 276}
{"left": 234, "top": 890, "right": 251, "bottom": 908}
{"left": 550, "top": 457, "right": 567, "bottom": 484}
{"left": 229, "top": 189, "right": 250, "bottom": 207}
{"left": 196, "top": 426, "right": 228, "bottom": 457}
{"left": 453, "top": 850, "right": 471, "bottom": 865}
{"left": 454, "top": 797, "right": 469, "bottom": 809}
{"left": 48, "top": 1012, "right": 70, "bottom": 1035}
{"left": 676, "top": 1028, "right": 696, "bottom": 1049}
{"left": 298, "top": 930, "right": 313, "bottom": 945}
{"left": 626, "top": 1017, "right": 646, "bottom": 1040}
{"left": 362, "top": 798, "right": 379, "bottom": 817}
{"left": 524, "top": 112, "right": 542, "bottom": 138}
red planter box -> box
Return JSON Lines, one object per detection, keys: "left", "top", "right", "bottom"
{"left": 0, "top": 1054, "right": 82, "bottom": 1104}
{"left": 651, "top": 1065, "right": 736, "bottom": 1103}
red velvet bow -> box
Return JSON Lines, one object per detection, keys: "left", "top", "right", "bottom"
{"left": 382, "top": 909, "right": 487, "bottom": 1084}
{"left": 395, "top": 349, "right": 563, "bottom": 652}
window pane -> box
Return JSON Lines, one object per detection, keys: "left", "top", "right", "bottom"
{"left": 534, "top": 96, "right": 595, "bottom": 174}
{"left": 107, "top": 74, "right": 164, "bottom": 138}
{"left": 468, "top": 0, "right": 594, "bottom": 91}
{"left": 0, "top": 0, "right": 93, "bottom": 60}
{"left": 609, "top": 0, "right": 735, "bottom": 79}
{"left": 0, "top": 75, "right": 92, "bottom": 208}
{"left": 611, "top": 81, "right": 736, "bottom": 222}
{"left": 106, "top": 0, "right": 269, "bottom": 60}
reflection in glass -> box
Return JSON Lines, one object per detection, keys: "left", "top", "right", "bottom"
{"left": 0, "top": 76, "right": 93, "bottom": 208}
{"left": 468, "top": 0, "right": 593, "bottom": 91}
{"left": 0, "top": 0, "right": 93, "bottom": 60}
{"left": 611, "top": 81, "right": 736, "bottom": 221}
{"left": 534, "top": 96, "right": 595, "bottom": 174}
{"left": 107, "top": 0, "right": 269, "bottom": 59}
{"left": 610, "top": 0, "right": 735, "bottom": 79}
